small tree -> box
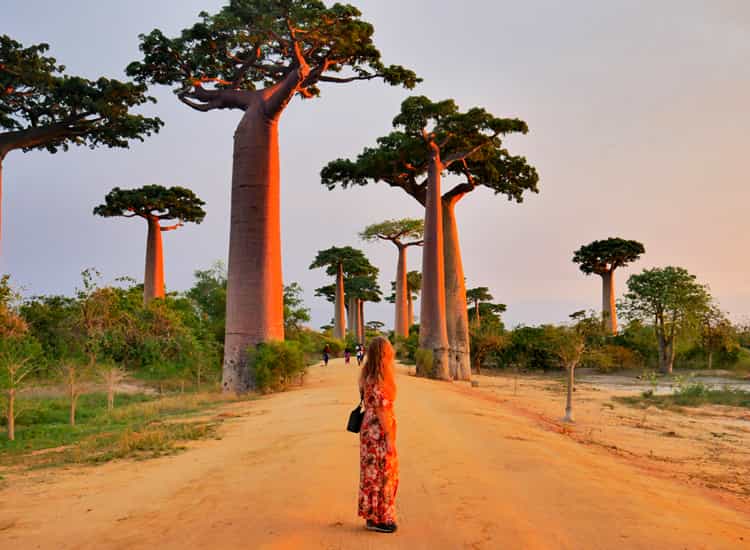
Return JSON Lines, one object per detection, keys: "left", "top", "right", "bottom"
{"left": 466, "top": 287, "right": 494, "bottom": 327}
{"left": 573, "top": 238, "right": 645, "bottom": 334}
{"left": 0, "top": 337, "right": 39, "bottom": 440}
{"left": 360, "top": 219, "right": 423, "bottom": 338}
{"left": 284, "top": 282, "right": 311, "bottom": 336}
{"left": 0, "top": 34, "right": 162, "bottom": 255}
{"left": 621, "top": 267, "right": 711, "bottom": 374}
{"left": 98, "top": 362, "right": 126, "bottom": 413}
{"left": 60, "top": 359, "right": 87, "bottom": 426}
{"left": 699, "top": 305, "right": 736, "bottom": 370}
{"left": 545, "top": 326, "right": 585, "bottom": 422}
{"left": 469, "top": 323, "right": 506, "bottom": 375}
{"left": 94, "top": 186, "right": 206, "bottom": 303}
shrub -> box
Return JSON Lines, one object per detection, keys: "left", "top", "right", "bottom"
{"left": 584, "top": 344, "right": 643, "bottom": 372}
{"left": 248, "top": 341, "right": 306, "bottom": 393}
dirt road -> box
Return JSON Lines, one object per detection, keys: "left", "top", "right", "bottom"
{"left": 1, "top": 360, "right": 749, "bottom": 549}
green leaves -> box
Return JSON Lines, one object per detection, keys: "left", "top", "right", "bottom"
{"left": 360, "top": 218, "right": 424, "bottom": 244}
{"left": 127, "top": 0, "right": 419, "bottom": 112}
{"left": 322, "top": 95, "right": 539, "bottom": 204}
{"left": 0, "top": 34, "right": 162, "bottom": 155}
{"left": 573, "top": 238, "right": 646, "bottom": 275}
{"left": 93, "top": 185, "right": 206, "bottom": 225}
{"left": 309, "top": 245, "right": 381, "bottom": 302}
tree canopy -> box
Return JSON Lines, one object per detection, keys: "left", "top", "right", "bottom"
{"left": 321, "top": 95, "right": 538, "bottom": 204}
{"left": 573, "top": 238, "right": 645, "bottom": 276}
{"left": 466, "top": 287, "right": 493, "bottom": 304}
{"left": 0, "top": 34, "right": 162, "bottom": 157}
{"left": 93, "top": 185, "right": 207, "bottom": 226}
{"left": 309, "top": 246, "right": 377, "bottom": 279}
{"left": 360, "top": 218, "right": 423, "bottom": 246}
{"left": 385, "top": 270, "right": 421, "bottom": 304}
{"left": 126, "top": 0, "right": 419, "bottom": 113}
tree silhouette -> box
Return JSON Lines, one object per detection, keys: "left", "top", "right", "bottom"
{"left": 360, "top": 218, "right": 422, "bottom": 338}
{"left": 94, "top": 185, "right": 206, "bottom": 303}
{"left": 127, "top": 1, "right": 418, "bottom": 393}
{"left": 0, "top": 34, "right": 162, "bottom": 257}
{"left": 573, "top": 238, "right": 645, "bottom": 334}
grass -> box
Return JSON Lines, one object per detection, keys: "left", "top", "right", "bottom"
{"left": 0, "top": 391, "right": 249, "bottom": 469}
{"left": 615, "top": 381, "right": 750, "bottom": 411}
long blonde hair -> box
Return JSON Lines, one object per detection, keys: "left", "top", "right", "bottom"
{"left": 359, "top": 336, "right": 396, "bottom": 400}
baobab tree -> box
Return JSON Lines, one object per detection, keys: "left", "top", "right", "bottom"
{"left": 386, "top": 270, "right": 421, "bottom": 330}
{"left": 621, "top": 266, "right": 710, "bottom": 374}
{"left": 127, "top": 1, "right": 418, "bottom": 393}
{"left": 93, "top": 186, "right": 206, "bottom": 303}
{"left": 316, "top": 275, "right": 380, "bottom": 343}
{"left": 466, "top": 287, "right": 493, "bottom": 327}
{"left": 322, "top": 96, "right": 537, "bottom": 380}
{"left": 0, "top": 34, "right": 162, "bottom": 257}
{"left": 360, "top": 218, "right": 423, "bottom": 338}
{"left": 310, "top": 246, "right": 377, "bottom": 340}
{"left": 572, "top": 238, "right": 645, "bottom": 334}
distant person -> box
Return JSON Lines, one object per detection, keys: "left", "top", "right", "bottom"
{"left": 356, "top": 343, "right": 365, "bottom": 366}
{"left": 344, "top": 348, "right": 351, "bottom": 365}
{"left": 358, "top": 336, "right": 398, "bottom": 533}
{"left": 323, "top": 344, "right": 331, "bottom": 366}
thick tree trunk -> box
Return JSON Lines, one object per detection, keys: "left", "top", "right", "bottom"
{"left": 347, "top": 295, "right": 357, "bottom": 339}
{"left": 7, "top": 388, "right": 14, "bottom": 441}
{"left": 394, "top": 245, "right": 409, "bottom": 338}
{"left": 223, "top": 105, "right": 285, "bottom": 393}
{"left": 442, "top": 199, "right": 471, "bottom": 380}
{"left": 144, "top": 216, "right": 165, "bottom": 304}
{"left": 418, "top": 151, "right": 450, "bottom": 380}
{"left": 601, "top": 270, "right": 617, "bottom": 334}
{"left": 563, "top": 365, "right": 575, "bottom": 422}
{"left": 334, "top": 263, "right": 346, "bottom": 340}
{"left": 407, "top": 293, "right": 414, "bottom": 328}
{"left": 358, "top": 299, "right": 365, "bottom": 344}
{"left": 657, "top": 332, "right": 674, "bottom": 374}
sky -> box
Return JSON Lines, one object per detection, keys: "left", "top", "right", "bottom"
{"left": 3, "top": 0, "right": 750, "bottom": 330}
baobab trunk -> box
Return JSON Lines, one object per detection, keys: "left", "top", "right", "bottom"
{"left": 347, "top": 296, "right": 357, "bottom": 339}
{"left": 407, "top": 293, "right": 414, "bottom": 328}
{"left": 333, "top": 262, "right": 346, "bottom": 340}
{"left": 143, "top": 216, "right": 165, "bottom": 304}
{"left": 657, "top": 334, "right": 674, "bottom": 374}
{"left": 563, "top": 365, "right": 575, "bottom": 422}
{"left": 442, "top": 198, "right": 471, "bottom": 380}
{"left": 418, "top": 149, "right": 450, "bottom": 380}
{"left": 358, "top": 299, "right": 365, "bottom": 344}
{"left": 394, "top": 245, "right": 409, "bottom": 338}
{"left": 223, "top": 103, "right": 285, "bottom": 393}
{"left": 601, "top": 270, "right": 617, "bottom": 334}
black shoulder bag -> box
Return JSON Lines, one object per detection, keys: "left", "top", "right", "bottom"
{"left": 347, "top": 390, "right": 364, "bottom": 433}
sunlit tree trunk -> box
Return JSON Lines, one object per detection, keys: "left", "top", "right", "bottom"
{"left": 442, "top": 198, "right": 471, "bottom": 380}
{"left": 394, "top": 245, "right": 409, "bottom": 338}
{"left": 333, "top": 262, "right": 346, "bottom": 340}
{"left": 563, "top": 365, "right": 575, "bottom": 422}
{"left": 419, "top": 149, "right": 450, "bottom": 380}
{"left": 601, "top": 270, "right": 617, "bottom": 334}
{"left": 407, "top": 292, "right": 414, "bottom": 328}
{"left": 144, "top": 216, "right": 165, "bottom": 304}
{"left": 223, "top": 104, "right": 285, "bottom": 392}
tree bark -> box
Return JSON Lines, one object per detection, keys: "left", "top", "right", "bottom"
{"left": 657, "top": 331, "right": 674, "bottom": 374}
{"left": 442, "top": 198, "right": 471, "bottom": 380}
{"left": 347, "top": 295, "right": 357, "bottom": 339}
{"left": 601, "top": 270, "right": 617, "bottom": 334}
{"left": 358, "top": 299, "right": 365, "bottom": 344}
{"left": 144, "top": 216, "right": 166, "bottom": 304}
{"left": 407, "top": 292, "right": 414, "bottom": 328}
{"left": 707, "top": 350, "right": 713, "bottom": 370}
{"left": 474, "top": 299, "right": 481, "bottom": 327}
{"left": 418, "top": 148, "right": 450, "bottom": 380}
{"left": 394, "top": 245, "right": 409, "bottom": 338}
{"left": 334, "top": 262, "right": 346, "bottom": 340}
{"left": 223, "top": 103, "right": 285, "bottom": 393}
{"left": 8, "top": 388, "right": 14, "bottom": 441}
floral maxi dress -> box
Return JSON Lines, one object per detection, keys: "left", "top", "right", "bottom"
{"left": 358, "top": 379, "right": 398, "bottom": 524}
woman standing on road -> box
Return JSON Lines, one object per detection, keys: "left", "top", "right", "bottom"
{"left": 358, "top": 337, "right": 399, "bottom": 533}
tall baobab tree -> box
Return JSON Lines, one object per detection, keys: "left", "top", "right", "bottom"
{"left": 360, "top": 218, "right": 423, "bottom": 338}
{"left": 573, "top": 238, "right": 645, "bottom": 334}
{"left": 0, "top": 34, "right": 162, "bottom": 258}
{"left": 316, "top": 274, "right": 380, "bottom": 343}
{"left": 94, "top": 186, "right": 206, "bottom": 303}
{"left": 310, "top": 246, "right": 377, "bottom": 340}
{"left": 466, "top": 287, "right": 493, "bottom": 327}
{"left": 127, "top": 1, "right": 418, "bottom": 393}
{"left": 386, "top": 270, "right": 421, "bottom": 329}
{"left": 322, "top": 96, "right": 537, "bottom": 380}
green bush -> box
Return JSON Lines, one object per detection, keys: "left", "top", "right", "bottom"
{"left": 248, "top": 341, "right": 306, "bottom": 393}
{"left": 583, "top": 344, "right": 643, "bottom": 372}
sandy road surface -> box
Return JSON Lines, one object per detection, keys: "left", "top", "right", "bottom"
{"left": 1, "top": 360, "right": 749, "bottom": 549}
